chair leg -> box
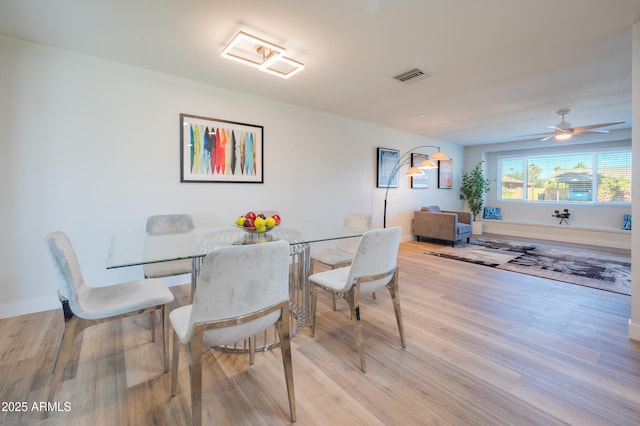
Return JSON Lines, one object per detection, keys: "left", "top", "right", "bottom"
{"left": 43, "top": 315, "right": 86, "bottom": 419}
{"left": 332, "top": 293, "right": 337, "bottom": 311}
{"left": 277, "top": 306, "right": 296, "bottom": 422}
{"left": 190, "top": 332, "right": 204, "bottom": 426}
{"left": 249, "top": 336, "right": 255, "bottom": 366}
{"left": 349, "top": 286, "right": 367, "bottom": 373}
{"left": 171, "top": 331, "right": 180, "bottom": 397}
{"left": 150, "top": 310, "right": 156, "bottom": 343}
{"left": 387, "top": 271, "right": 406, "bottom": 348}
{"left": 161, "top": 305, "right": 169, "bottom": 373}
{"left": 310, "top": 284, "right": 318, "bottom": 337}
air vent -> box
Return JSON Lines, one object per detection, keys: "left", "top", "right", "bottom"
{"left": 393, "top": 68, "right": 429, "bottom": 83}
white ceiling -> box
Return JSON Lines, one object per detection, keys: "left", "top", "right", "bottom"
{"left": 1, "top": 0, "right": 638, "bottom": 146}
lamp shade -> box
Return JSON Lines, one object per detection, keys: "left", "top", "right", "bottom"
{"left": 405, "top": 167, "right": 425, "bottom": 177}
{"left": 430, "top": 151, "right": 450, "bottom": 161}
{"left": 417, "top": 159, "right": 438, "bottom": 169}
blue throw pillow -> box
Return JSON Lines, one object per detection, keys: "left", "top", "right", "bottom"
{"left": 623, "top": 214, "right": 632, "bottom": 230}
{"left": 483, "top": 207, "right": 502, "bottom": 220}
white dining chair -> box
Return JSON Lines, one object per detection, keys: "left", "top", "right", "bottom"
{"left": 309, "top": 226, "right": 405, "bottom": 373}
{"left": 143, "top": 214, "right": 195, "bottom": 280}
{"left": 311, "top": 212, "right": 372, "bottom": 310}
{"left": 43, "top": 231, "right": 174, "bottom": 418}
{"left": 169, "top": 240, "right": 295, "bottom": 426}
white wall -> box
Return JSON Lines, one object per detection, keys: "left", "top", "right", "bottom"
{"left": 0, "top": 35, "right": 462, "bottom": 318}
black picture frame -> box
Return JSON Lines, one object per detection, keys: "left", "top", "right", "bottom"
{"left": 438, "top": 159, "right": 453, "bottom": 189}
{"left": 180, "top": 113, "right": 264, "bottom": 183}
{"left": 377, "top": 148, "right": 399, "bottom": 188}
{"left": 411, "top": 153, "right": 429, "bottom": 189}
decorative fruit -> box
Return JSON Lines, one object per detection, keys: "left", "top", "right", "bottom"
{"left": 235, "top": 211, "right": 280, "bottom": 231}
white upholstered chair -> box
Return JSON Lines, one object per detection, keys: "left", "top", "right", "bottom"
{"left": 43, "top": 231, "right": 174, "bottom": 417}
{"left": 143, "top": 214, "right": 194, "bottom": 280}
{"left": 309, "top": 226, "right": 405, "bottom": 373}
{"left": 169, "top": 240, "right": 295, "bottom": 426}
{"left": 311, "top": 212, "right": 372, "bottom": 310}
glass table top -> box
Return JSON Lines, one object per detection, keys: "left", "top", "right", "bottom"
{"left": 106, "top": 222, "right": 364, "bottom": 269}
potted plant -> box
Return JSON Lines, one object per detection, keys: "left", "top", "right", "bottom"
{"left": 459, "top": 161, "right": 492, "bottom": 234}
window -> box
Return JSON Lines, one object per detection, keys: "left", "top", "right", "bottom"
{"left": 498, "top": 150, "right": 631, "bottom": 203}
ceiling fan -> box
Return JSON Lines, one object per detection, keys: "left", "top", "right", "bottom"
{"left": 538, "top": 109, "right": 624, "bottom": 141}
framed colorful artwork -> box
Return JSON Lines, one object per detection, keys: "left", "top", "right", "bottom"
{"left": 377, "top": 148, "right": 399, "bottom": 188}
{"left": 438, "top": 159, "right": 453, "bottom": 189}
{"left": 180, "top": 113, "right": 264, "bottom": 183}
{"left": 410, "top": 153, "right": 429, "bottom": 189}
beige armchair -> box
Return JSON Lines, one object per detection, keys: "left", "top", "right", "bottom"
{"left": 412, "top": 205, "right": 472, "bottom": 246}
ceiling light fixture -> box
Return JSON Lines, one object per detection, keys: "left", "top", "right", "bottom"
{"left": 555, "top": 133, "right": 572, "bottom": 141}
{"left": 221, "top": 31, "right": 304, "bottom": 79}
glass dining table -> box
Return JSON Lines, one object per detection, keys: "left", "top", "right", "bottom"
{"left": 106, "top": 222, "right": 364, "bottom": 351}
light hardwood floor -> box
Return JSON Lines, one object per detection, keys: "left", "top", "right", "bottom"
{"left": 1, "top": 239, "right": 639, "bottom": 425}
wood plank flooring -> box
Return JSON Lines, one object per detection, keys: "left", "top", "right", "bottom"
{"left": 1, "top": 239, "right": 639, "bottom": 425}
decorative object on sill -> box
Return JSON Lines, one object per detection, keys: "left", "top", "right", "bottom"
{"left": 622, "top": 214, "right": 632, "bottom": 230}
{"left": 180, "top": 113, "right": 264, "bottom": 183}
{"left": 553, "top": 208, "right": 570, "bottom": 225}
{"left": 221, "top": 31, "right": 304, "bottom": 79}
{"left": 482, "top": 207, "right": 502, "bottom": 220}
{"left": 378, "top": 146, "right": 450, "bottom": 228}
{"left": 426, "top": 238, "right": 631, "bottom": 296}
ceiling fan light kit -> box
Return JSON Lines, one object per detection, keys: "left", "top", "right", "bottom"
{"left": 536, "top": 109, "right": 624, "bottom": 142}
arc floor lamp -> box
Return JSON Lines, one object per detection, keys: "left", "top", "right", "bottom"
{"left": 383, "top": 145, "right": 450, "bottom": 228}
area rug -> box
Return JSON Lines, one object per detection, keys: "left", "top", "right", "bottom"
{"left": 427, "top": 238, "right": 631, "bottom": 295}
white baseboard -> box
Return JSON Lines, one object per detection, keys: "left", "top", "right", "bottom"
{"left": 0, "top": 297, "right": 60, "bottom": 319}
{"left": 629, "top": 319, "right": 640, "bottom": 341}
{"left": 482, "top": 220, "right": 631, "bottom": 250}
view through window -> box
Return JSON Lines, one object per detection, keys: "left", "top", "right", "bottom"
{"left": 499, "top": 150, "right": 631, "bottom": 203}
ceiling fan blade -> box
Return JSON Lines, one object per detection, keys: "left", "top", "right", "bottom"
{"left": 520, "top": 131, "right": 555, "bottom": 137}
{"left": 585, "top": 129, "right": 611, "bottom": 134}
{"left": 540, "top": 135, "right": 554, "bottom": 141}
{"left": 571, "top": 121, "right": 625, "bottom": 134}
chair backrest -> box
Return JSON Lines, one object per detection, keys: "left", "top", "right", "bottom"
{"left": 342, "top": 212, "right": 372, "bottom": 232}
{"left": 344, "top": 226, "right": 402, "bottom": 292}
{"left": 337, "top": 212, "right": 372, "bottom": 252}
{"left": 146, "top": 214, "right": 194, "bottom": 235}
{"left": 187, "top": 240, "right": 290, "bottom": 343}
{"left": 44, "top": 231, "right": 87, "bottom": 315}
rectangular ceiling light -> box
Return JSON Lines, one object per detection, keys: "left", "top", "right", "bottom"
{"left": 221, "top": 31, "right": 304, "bottom": 78}
{"left": 262, "top": 56, "right": 305, "bottom": 79}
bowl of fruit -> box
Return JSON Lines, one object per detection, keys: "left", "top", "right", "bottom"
{"left": 235, "top": 211, "right": 281, "bottom": 234}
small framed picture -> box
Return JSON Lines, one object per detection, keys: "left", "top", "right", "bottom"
{"left": 411, "top": 153, "right": 429, "bottom": 189}
{"left": 438, "top": 159, "right": 453, "bottom": 189}
{"left": 377, "top": 148, "right": 399, "bottom": 188}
